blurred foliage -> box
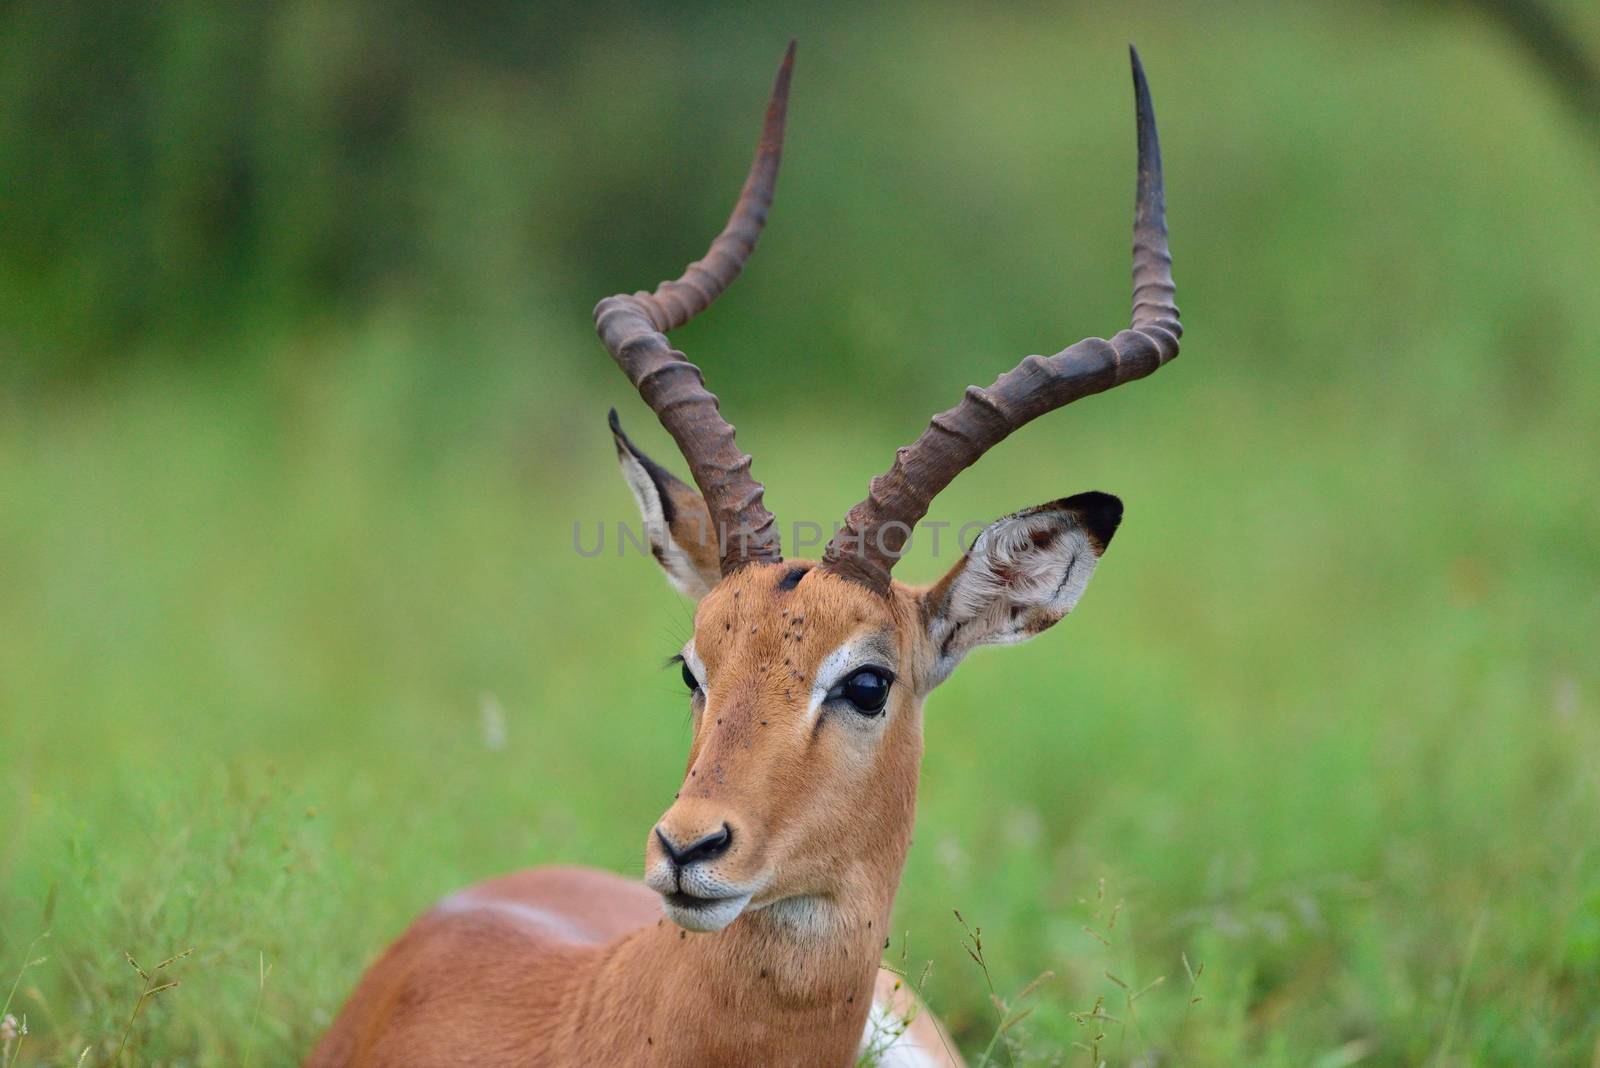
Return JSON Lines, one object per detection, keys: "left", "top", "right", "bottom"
{"left": 2, "top": 0, "right": 1599, "bottom": 1064}
{"left": 5, "top": 0, "right": 1595, "bottom": 389}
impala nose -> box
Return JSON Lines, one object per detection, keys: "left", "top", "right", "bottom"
{"left": 655, "top": 823, "right": 733, "bottom": 868}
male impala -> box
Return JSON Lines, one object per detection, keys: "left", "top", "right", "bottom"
{"left": 309, "top": 42, "right": 1181, "bottom": 1068}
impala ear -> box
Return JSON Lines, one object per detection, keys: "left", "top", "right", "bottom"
{"left": 609, "top": 410, "right": 723, "bottom": 600}
{"left": 918, "top": 493, "right": 1122, "bottom": 689}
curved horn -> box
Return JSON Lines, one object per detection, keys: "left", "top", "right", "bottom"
{"left": 594, "top": 41, "right": 796, "bottom": 574}
{"left": 821, "top": 46, "right": 1181, "bottom": 593}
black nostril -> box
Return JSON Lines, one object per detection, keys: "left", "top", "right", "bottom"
{"left": 656, "top": 823, "right": 733, "bottom": 867}
{"left": 685, "top": 823, "right": 732, "bottom": 864}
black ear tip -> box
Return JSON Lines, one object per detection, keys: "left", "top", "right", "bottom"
{"left": 1063, "top": 491, "right": 1123, "bottom": 551}
{"left": 608, "top": 408, "right": 638, "bottom": 455}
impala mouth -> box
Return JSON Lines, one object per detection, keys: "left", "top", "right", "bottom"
{"left": 659, "top": 888, "right": 754, "bottom": 933}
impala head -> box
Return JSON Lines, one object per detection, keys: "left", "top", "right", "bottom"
{"left": 594, "top": 42, "right": 1180, "bottom": 933}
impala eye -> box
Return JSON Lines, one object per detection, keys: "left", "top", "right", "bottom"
{"left": 681, "top": 661, "right": 701, "bottom": 694}
{"left": 835, "top": 667, "right": 892, "bottom": 715}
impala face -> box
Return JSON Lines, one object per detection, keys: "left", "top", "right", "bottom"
{"left": 645, "top": 563, "right": 919, "bottom": 931}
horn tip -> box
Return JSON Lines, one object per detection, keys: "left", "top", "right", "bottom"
{"left": 774, "top": 39, "right": 797, "bottom": 96}
{"left": 1129, "top": 46, "right": 1159, "bottom": 168}
{"left": 760, "top": 39, "right": 797, "bottom": 127}
{"left": 1129, "top": 44, "right": 1150, "bottom": 96}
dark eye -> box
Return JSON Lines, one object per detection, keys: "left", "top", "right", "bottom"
{"left": 836, "top": 667, "right": 892, "bottom": 715}
{"left": 681, "top": 661, "right": 701, "bottom": 694}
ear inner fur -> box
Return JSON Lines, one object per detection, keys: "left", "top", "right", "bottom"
{"left": 918, "top": 495, "right": 1120, "bottom": 688}
{"left": 610, "top": 410, "right": 722, "bottom": 598}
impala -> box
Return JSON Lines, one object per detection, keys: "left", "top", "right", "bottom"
{"left": 308, "top": 41, "right": 1181, "bottom": 1068}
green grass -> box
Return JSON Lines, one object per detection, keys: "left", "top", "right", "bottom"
{"left": 2, "top": 2, "right": 1599, "bottom": 1064}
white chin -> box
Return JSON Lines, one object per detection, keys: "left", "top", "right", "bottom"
{"left": 662, "top": 892, "right": 753, "bottom": 932}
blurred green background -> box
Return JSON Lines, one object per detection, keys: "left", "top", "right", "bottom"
{"left": 2, "top": 1, "right": 1599, "bottom": 1064}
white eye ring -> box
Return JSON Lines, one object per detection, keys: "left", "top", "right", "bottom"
{"left": 808, "top": 637, "right": 897, "bottom": 721}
